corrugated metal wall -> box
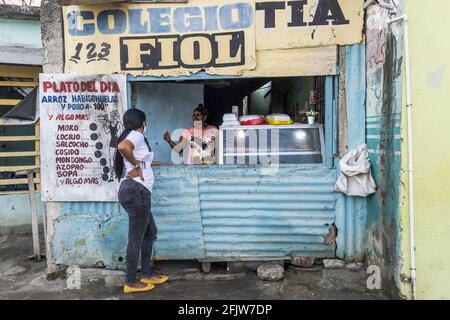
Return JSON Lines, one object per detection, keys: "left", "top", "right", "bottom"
{"left": 198, "top": 166, "right": 337, "bottom": 260}
{"left": 51, "top": 164, "right": 365, "bottom": 268}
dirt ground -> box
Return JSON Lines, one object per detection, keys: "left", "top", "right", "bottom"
{"left": 0, "top": 233, "right": 389, "bottom": 300}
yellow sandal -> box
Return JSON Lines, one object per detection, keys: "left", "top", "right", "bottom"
{"left": 140, "top": 275, "right": 169, "bottom": 285}
{"left": 123, "top": 283, "right": 155, "bottom": 294}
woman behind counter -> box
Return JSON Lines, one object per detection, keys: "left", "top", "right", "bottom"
{"left": 163, "top": 105, "right": 218, "bottom": 164}
{"left": 114, "top": 108, "right": 169, "bottom": 294}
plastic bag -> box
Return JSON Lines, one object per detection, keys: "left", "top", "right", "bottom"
{"left": 333, "top": 144, "right": 377, "bottom": 197}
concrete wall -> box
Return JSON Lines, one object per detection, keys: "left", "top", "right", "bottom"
{"left": 0, "top": 18, "right": 41, "bottom": 48}
{"left": 0, "top": 5, "right": 42, "bottom": 65}
{"left": 40, "top": 0, "right": 64, "bottom": 272}
{"left": 0, "top": 193, "right": 44, "bottom": 235}
{"left": 40, "top": 0, "right": 63, "bottom": 73}
{"left": 365, "top": 3, "right": 404, "bottom": 298}
{"left": 399, "top": 0, "right": 450, "bottom": 300}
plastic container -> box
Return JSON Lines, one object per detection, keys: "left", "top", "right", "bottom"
{"left": 221, "top": 120, "right": 240, "bottom": 127}
{"left": 239, "top": 115, "right": 265, "bottom": 125}
{"left": 265, "top": 114, "right": 293, "bottom": 125}
{"left": 223, "top": 113, "right": 238, "bottom": 122}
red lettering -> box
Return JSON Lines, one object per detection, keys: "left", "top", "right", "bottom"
{"left": 43, "top": 81, "right": 53, "bottom": 93}
{"left": 100, "top": 81, "right": 107, "bottom": 92}
{"left": 112, "top": 82, "right": 120, "bottom": 93}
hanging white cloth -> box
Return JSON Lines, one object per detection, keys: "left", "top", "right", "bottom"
{"left": 333, "top": 144, "right": 377, "bottom": 197}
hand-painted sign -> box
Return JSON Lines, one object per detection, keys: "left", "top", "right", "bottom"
{"left": 63, "top": 0, "right": 257, "bottom": 76}
{"left": 254, "top": 0, "right": 364, "bottom": 51}
{"left": 62, "top": 0, "right": 363, "bottom": 77}
{"left": 39, "top": 74, "right": 127, "bottom": 202}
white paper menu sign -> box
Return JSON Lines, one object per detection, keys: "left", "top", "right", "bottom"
{"left": 39, "top": 74, "right": 127, "bottom": 201}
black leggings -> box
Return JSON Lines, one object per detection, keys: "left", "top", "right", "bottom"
{"left": 118, "top": 179, "right": 158, "bottom": 284}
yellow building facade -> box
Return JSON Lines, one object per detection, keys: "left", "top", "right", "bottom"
{"left": 400, "top": 0, "right": 450, "bottom": 299}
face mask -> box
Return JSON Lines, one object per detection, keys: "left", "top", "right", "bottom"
{"left": 143, "top": 125, "right": 148, "bottom": 134}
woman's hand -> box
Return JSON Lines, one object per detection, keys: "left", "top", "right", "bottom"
{"left": 163, "top": 131, "right": 172, "bottom": 142}
{"left": 126, "top": 166, "right": 144, "bottom": 181}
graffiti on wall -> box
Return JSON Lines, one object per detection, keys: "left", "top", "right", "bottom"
{"left": 366, "top": 2, "right": 402, "bottom": 114}
{"left": 365, "top": 0, "right": 404, "bottom": 297}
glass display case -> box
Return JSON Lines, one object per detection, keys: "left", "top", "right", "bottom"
{"left": 218, "top": 124, "right": 325, "bottom": 165}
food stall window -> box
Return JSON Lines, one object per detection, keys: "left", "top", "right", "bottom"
{"left": 134, "top": 76, "right": 328, "bottom": 166}
{"left": 218, "top": 124, "right": 324, "bottom": 165}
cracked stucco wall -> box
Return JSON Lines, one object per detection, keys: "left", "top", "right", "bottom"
{"left": 365, "top": 1, "right": 404, "bottom": 299}
{"left": 40, "top": 0, "right": 64, "bottom": 272}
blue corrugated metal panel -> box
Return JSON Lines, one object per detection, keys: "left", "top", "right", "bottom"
{"left": 151, "top": 168, "right": 203, "bottom": 260}
{"left": 346, "top": 44, "right": 367, "bottom": 150}
{"left": 53, "top": 167, "right": 203, "bottom": 267}
{"left": 52, "top": 214, "right": 128, "bottom": 267}
{"left": 198, "top": 166, "right": 337, "bottom": 259}
{"left": 51, "top": 165, "right": 367, "bottom": 266}
{"left": 336, "top": 43, "right": 368, "bottom": 261}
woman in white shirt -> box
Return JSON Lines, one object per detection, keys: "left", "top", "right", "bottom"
{"left": 114, "top": 108, "right": 169, "bottom": 294}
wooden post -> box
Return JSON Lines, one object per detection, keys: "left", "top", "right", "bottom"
{"left": 42, "top": 202, "right": 48, "bottom": 257}
{"left": 27, "top": 170, "right": 41, "bottom": 261}
{"left": 17, "top": 168, "right": 41, "bottom": 262}
{"left": 35, "top": 121, "right": 41, "bottom": 192}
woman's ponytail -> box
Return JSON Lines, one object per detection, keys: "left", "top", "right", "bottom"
{"left": 113, "top": 128, "right": 132, "bottom": 181}
{"left": 113, "top": 108, "right": 147, "bottom": 181}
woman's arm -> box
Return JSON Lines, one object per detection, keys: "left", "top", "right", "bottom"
{"left": 151, "top": 161, "right": 172, "bottom": 167}
{"left": 117, "top": 139, "right": 144, "bottom": 180}
{"left": 163, "top": 131, "right": 184, "bottom": 149}
{"left": 167, "top": 140, "right": 177, "bottom": 148}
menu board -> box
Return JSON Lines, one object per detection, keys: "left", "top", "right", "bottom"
{"left": 39, "top": 74, "right": 127, "bottom": 201}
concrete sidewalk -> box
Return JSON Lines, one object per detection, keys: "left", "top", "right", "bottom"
{"left": 0, "top": 234, "right": 389, "bottom": 300}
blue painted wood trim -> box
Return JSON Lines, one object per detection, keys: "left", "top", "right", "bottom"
{"left": 128, "top": 71, "right": 241, "bottom": 82}
{"left": 338, "top": 44, "right": 367, "bottom": 261}
{"left": 345, "top": 45, "right": 366, "bottom": 149}
{"left": 126, "top": 81, "right": 132, "bottom": 109}
{"left": 325, "top": 76, "right": 334, "bottom": 167}
{"left": 333, "top": 76, "right": 339, "bottom": 162}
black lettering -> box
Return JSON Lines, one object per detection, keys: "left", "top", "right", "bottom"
{"left": 120, "top": 32, "right": 245, "bottom": 71}
{"left": 213, "top": 31, "right": 245, "bottom": 68}
{"left": 193, "top": 40, "right": 201, "bottom": 61}
{"left": 120, "top": 35, "right": 181, "bottom": 71}
{"left": 287, "top": 1, "right": 307, "bottom": 27}
{"left": 311, "top": 0, "right": 350, "bottom": 26}
{"left": 178, "top": 33, "right": 214, "bottom": 68}
{"left": 256, "top": 1, "right": 286, "bottom": 28}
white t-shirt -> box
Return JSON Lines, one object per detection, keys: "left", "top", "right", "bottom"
{"left": 122, "top": 130, "right": 154, "bottom": 192}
